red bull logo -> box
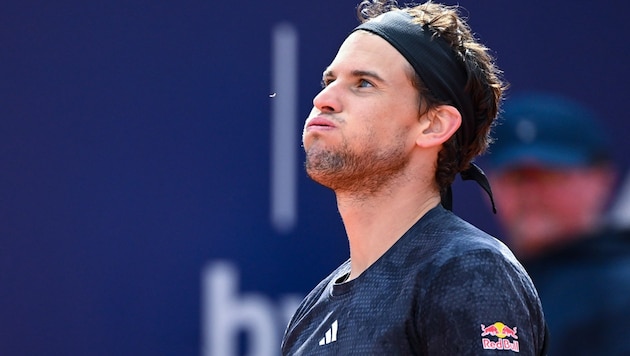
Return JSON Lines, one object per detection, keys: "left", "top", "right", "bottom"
{"left": 480, "top": 322, "right": 519, "bottom": 352}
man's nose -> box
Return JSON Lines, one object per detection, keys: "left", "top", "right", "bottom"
{"left": 312, "top": 83, "right": 342, "bottom": 113}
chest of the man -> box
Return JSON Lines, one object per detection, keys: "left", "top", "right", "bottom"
{"left": 284, "top": 291, "right": 419, "bottom": 355}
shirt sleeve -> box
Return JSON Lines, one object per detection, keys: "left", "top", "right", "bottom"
{"left": 417, "top": 249, "right": 547, "bottom": 355}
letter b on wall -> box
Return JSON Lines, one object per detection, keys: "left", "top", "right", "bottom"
{"left": 201, "top": 261, "right": 301, "bottom": 356}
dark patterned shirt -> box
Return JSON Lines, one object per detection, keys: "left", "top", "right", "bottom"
{"left": 282, "top": 205, "right": 548, "bottom": 355}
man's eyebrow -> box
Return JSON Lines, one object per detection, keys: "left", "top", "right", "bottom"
{"left": 322, "top": 69, "right": 385, "bottom": 83}
{"left": 350, "top": 69, "right": 385, "bottom": 83}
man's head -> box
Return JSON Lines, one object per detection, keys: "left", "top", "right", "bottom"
{"left": 487, "top": 92, "right": 616, "bottom": 257}
{"left": 303, "top": 0, "right": 505, "bottom": 199}
{"left": 303, "top": 29, "right": 427, "bottom": 195}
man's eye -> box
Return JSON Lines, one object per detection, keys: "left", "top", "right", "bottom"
{"left": 358, "top": 79, "right": 373, "bottom": 88}
{"left": 321, "top": 79, "right": 334, "bottom": 88}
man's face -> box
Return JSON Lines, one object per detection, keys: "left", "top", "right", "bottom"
{"left": 489, "top": 165, "right": 614, "bottom": 257}
{"left": 302, "top": 31, "right": 421, "bottom": 193}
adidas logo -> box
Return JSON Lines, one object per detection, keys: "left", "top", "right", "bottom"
{"left": 318, "top": 320, "right": 338, "bottom": 346}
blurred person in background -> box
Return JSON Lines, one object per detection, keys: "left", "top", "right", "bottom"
{"left": 487, "top": 92, "right": 630, "bottom": 355}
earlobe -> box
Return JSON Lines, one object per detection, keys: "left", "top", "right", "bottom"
{"left": 416, "top": 105, "right": 462, "bottom": 147}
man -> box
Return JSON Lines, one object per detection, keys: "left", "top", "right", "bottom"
{"left": 281, "top": 1, "right": 548, "bottom": 355}
{"left": 487, "top": 92, "right": 630, "bottom": 355}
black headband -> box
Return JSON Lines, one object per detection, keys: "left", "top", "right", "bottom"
{"left": 352, "top": 10, "right": 474, "bottom": 148}
{"left": 352, "top": 10, "right": 496, "bottom": 213}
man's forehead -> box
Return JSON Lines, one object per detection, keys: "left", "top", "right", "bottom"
{"left": 324, "top": 32, "right": 406, "bottom": 72}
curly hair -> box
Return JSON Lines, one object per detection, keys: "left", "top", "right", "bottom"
{"left": 357, "top": 0, "right": 506, "bottom": 195}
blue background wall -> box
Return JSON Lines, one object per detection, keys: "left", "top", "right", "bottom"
{"left": 2, "top": 1, "right": 629, "bottom": 355}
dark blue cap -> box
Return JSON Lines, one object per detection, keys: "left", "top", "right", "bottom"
{"left": 488, "top": 92, "right": 611, "bottom": 171}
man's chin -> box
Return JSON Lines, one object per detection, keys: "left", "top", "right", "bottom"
{"left": 305, "top": 168, "right": 336, "bottom": 188}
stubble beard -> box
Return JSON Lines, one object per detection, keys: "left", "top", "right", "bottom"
{"left": 304, "top": 134, "right": 409, "bottom": 197}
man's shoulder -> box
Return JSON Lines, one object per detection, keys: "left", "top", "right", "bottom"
{"left": 418, "top": 205, "right": 497, "bottom": 240}
{"left": 411, "top": 205, "right": 516, "bottom": 264}
{"left": 395, "top": 206, "right": 529, "bottom": 296}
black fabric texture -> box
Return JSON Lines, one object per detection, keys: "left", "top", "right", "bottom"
{"left": 282, "top": 206, "right": 548, "bottom": 355}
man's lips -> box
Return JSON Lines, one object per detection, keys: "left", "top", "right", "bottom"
{"left": 306, "top": 116, "right": 336, "bottom": 129}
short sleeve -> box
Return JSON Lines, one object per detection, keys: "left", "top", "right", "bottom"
{"left": 418, "top": 249, "right": 546, "bottom": 355}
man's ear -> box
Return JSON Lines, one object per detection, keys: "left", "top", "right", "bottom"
{"left": 416, "top": 105, "right": 462, "bottom": 148}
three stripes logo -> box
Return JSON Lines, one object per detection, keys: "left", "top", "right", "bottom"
{"left": 318, "top": 320, "right": 338, "bottom": 346}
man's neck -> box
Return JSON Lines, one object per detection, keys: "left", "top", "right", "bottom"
{"left": 336, "top": 181, "right": 441, "bottom": 280}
